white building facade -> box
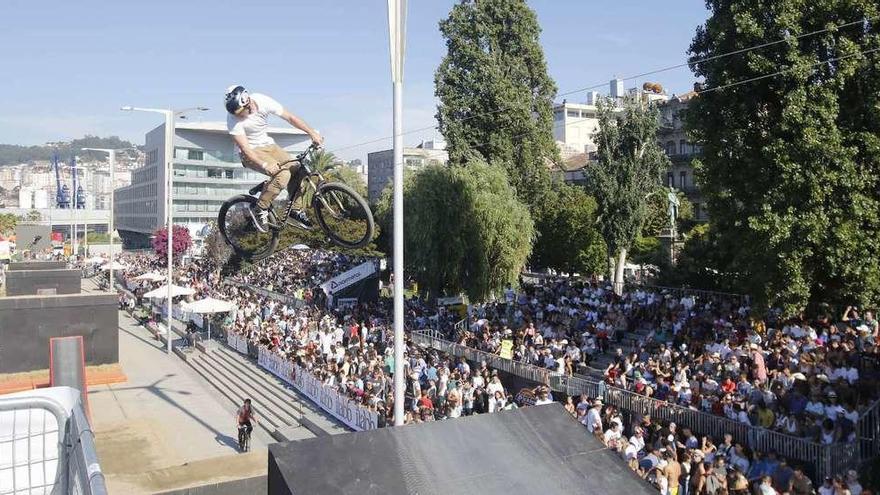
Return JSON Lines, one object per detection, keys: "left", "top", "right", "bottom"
{"left": 366, "top": 140, "right": 448, "bottom": 203}
{"left": 115, "top": 121, "right": 310, "bottom": 248}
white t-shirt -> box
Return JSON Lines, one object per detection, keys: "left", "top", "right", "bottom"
{"left": 227, "top": 93, "right": 284, "bottom": 148}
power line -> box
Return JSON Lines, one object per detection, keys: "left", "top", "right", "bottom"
{"left": 697, "top": 46, "right": 880, "bottom": 94}
{"left": 328, "top": 14, "right": 878, "bottom": 156}
{"left": 414, "top": 44, "right": 880, "bottom": 164}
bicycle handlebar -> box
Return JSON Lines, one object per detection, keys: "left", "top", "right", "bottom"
{"left": 279, "top": 141, "right": 322, "bottom": 167}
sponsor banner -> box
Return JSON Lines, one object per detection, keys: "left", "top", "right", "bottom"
{"left": 257, "top": 347, "right": 295, "bottom": 384}
{"left": 255, "top": 348, "right": 378, "bottom": 431}
{"left": 320, "top": 261, "right": 377, "bottom": 295}
{"left": 227, "top": 331, "right": 249, "bottom": 355}
{"left": 290, "top": 363, "right": 378, "bottom": 431}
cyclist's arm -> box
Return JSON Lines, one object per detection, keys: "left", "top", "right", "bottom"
{"left": 232, "top": 134, "right": 278, "bottom": 175}
{"left": 279, "top": 110, "right": 323, "bottom": 145}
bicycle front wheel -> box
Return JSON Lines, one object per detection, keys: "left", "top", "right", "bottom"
{"left": 218, "top": 195, "right": 279, "bottom": 261}
{"left": 312, "top": 182, "right": 375, "bottom": 249}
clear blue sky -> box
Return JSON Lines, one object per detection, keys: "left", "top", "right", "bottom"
{"left": 3, "top": 0, "right": 709, "bottom": 161}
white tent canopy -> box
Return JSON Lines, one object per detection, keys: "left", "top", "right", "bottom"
{"left": 99, "top": 261, "right": 126, "bottom": 271}
{"left": 143, "top": 284, "right": 196, "bottom": 299}
{"left": 182, "top": 297, "right": 235, "bottom": 314}
{"left": 86, "top": 256, "right": 107, "bottom": 264}
{"left": 134, "top": 272, "right": 166, "bottom": 282}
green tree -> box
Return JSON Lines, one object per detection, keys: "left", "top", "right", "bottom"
{"left": 376, "top": 161, "right": 534, "bottom": 301}
{"left": 588, "top": 98, "right": 670, "bottom": 294}
{"left": 688, "top": 1, "right": 880, "bottom": 313}
{"left": 434, "top": 0, "right": 558, "bottom": 210}
{"left": 0, "top": 213, "right": 16, "bottom": 236}
{"left": 531, "top": 184, "right": 606, "bottom": 275}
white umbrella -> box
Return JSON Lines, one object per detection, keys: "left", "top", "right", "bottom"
{"left": 182, "top": 297, "right": 235, "bottom": 314}
{"left": 181, "top": 297, "right": 235, "bottom": 341}
{"left": 134, "top": 272, "right": 166, "bottom": 282}
{"left": 86, "top": 256, "right": 106, "bottom": 264}
{"left": 99, "top": 261, "right": 127, "bottom": 271}
{"left": 291, "top": 244, "right": 311, "bottom": 250}
{"left": 143, "top": 284, "right": 196, "bottom": 298}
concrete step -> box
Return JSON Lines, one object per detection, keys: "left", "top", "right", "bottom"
{"left": 211, "top": 345, "right": 350, "bottom": 437}
{"left": 206, "top": 349, "right": 306, "bottom": 426}
{"left": 187, "top": 353, "right": 307, "bottom": 442}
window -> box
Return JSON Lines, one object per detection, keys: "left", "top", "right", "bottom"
{"left": 694, "top": 203, "right": 701, "bottom": 220}
{"left": 207, "top": 169, "right": 224, "bottom": 178}
{"left": 667, "top": 172, "right": 674, "bottom": 188}
{"left": 147, "top": 149, "right": 159, "bottom": 165}
{"left": 554, "top": 110, "right": 564, "bottom": 121}
{"left": 224, "top": 170, "right": 233, "bottom": 179}
{"left": 173, "top": 166, "right": 185, "bottom": 177}
{"left": 567, "top": 110, "right": 579, "bottom": 118}
{"left": 680, "top": 140, "right": 687, "bottom": 155}
{"left": 666, "top": 141, "right": 676, "bottom": 156}
{"left": 679, "top": 171, "right": 687, "bottom": 189}
{"left": 188, "top": 150, "right": 204, "bottom": 161}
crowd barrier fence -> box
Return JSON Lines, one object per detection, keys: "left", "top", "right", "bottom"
{"left": 411, "top": 330, "right": 867, "bottom": 479}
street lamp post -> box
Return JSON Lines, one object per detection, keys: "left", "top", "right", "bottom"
{"left": 387, "top": 0, "right": 407, "bottom": 427}
{"left": 121, "top": 106, "right": 208, "bottom": 354}
{"left": 81, "top": 148, "right": 120, "bottom": 287}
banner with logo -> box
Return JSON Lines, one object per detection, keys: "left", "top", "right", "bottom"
{"left": 257, "top": 347, "right": 295, "bottom": 384}
{"left": 290, "top": 364, "right": 378, "bottom": 431}
{"left": 227, "top": 331, "right": 249, "bottom": 355}
{"left": 255, "top": 348, "right": 378, "bottom": 431}
{"left": 320, "top": 261, "right": 377, "bottom": 296}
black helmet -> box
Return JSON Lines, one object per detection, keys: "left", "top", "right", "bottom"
{"left": 225, "top": 85, "right": 250, "bottom": 115}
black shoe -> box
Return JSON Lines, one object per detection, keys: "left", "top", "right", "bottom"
{"left": 249, "top": 205, "right": 270, "bottom": 233}
{"left": 287, "top": 209, "right": 314, "bottom": 230}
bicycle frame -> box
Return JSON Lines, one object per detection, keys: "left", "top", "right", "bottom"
{"left": 268, "top": 144, "right": 350, "bottom": 229}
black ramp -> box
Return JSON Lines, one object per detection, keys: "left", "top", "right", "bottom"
{"left": 268, "top": 403, "right": 657, "bottom": 495}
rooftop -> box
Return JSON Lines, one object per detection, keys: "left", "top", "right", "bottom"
{"left": 172, "top": 121, "right": 306, "bottom": 135}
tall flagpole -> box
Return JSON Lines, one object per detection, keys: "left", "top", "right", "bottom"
{"left": 388, "top": 0, "right": 407, "bottom": 427}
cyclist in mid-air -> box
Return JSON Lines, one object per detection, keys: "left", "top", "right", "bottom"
{"left": 236, "top": 398, "right": 258, "bottom": 449}
{"left": 225, "top": 85, "right": 323, "bottom": 232}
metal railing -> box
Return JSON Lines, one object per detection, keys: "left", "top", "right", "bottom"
{"left": 411, "top": 330, "right": 865, "bottom": 479}
{"left": 623, "top": 282, "right": 750, "bottom": 304}
{"left": 0, "top": 391, "right": 106, "bottom": 495}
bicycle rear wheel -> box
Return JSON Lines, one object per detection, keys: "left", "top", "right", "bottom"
{"left": 218, "top": 195, "right": 279, "bottom": 261}
{"left": 312, "top": 182, "right": 375, "bottom": 249}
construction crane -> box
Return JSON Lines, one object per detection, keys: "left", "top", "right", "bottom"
{"left": 53, "top": 154, "right": 71, "bottom": 208}
{"left": 71, "top": 155, "right": 85, "bottom": 209}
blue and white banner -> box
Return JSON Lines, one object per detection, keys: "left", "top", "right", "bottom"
{"left": 227, "top": 332, "right": 249, "bottom": 355}
{"left": 255, "top": 347, "right": 378, "bottom": 431}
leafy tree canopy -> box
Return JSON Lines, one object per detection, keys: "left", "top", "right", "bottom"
{"left": 435, "top": 0, "right": 558, "bottom": 210}
{"left": 376, "top": 160, "right": 534, "bottom": 301}
{"left": 687, "top": 0, "right": 880, "bottom": 313}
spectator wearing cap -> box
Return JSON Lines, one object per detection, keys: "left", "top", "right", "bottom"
{"left": 586, "top": 398, "right": 603, "bottom": 434}
{"left": 846, "top": 469, "right": 863, "bottom": 495}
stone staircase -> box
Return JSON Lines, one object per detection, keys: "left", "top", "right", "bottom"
{"left": 185, "top": 344, "right": 349, "bottom": 443}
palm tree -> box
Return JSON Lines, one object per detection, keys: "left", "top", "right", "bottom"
{"left": 309, "top": 150, "right": 342, "bottom": 174}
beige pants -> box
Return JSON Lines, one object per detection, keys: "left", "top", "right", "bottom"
{"left": 241, "top": 144, "right": 303, "bottom": 209}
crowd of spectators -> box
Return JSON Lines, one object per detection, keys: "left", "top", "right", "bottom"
{"left": 103, "top": 248, "right": 534, "bottom": 429}
{"left": 77, "top": 249, "right": 879, "bottom": 494}
{"left": 450, "top": 278, "right": 879, "bottom": 448}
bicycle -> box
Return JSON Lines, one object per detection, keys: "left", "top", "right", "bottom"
{"left": 218, "top": 142, "right": 375, "bottom": 260}
{"left": 237, "top": 423, "right": 251, "bottom": 452}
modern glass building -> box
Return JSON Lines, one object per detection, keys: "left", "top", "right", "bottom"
{"left": 115, "top": 121, "right": 309, "bottom": 248}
